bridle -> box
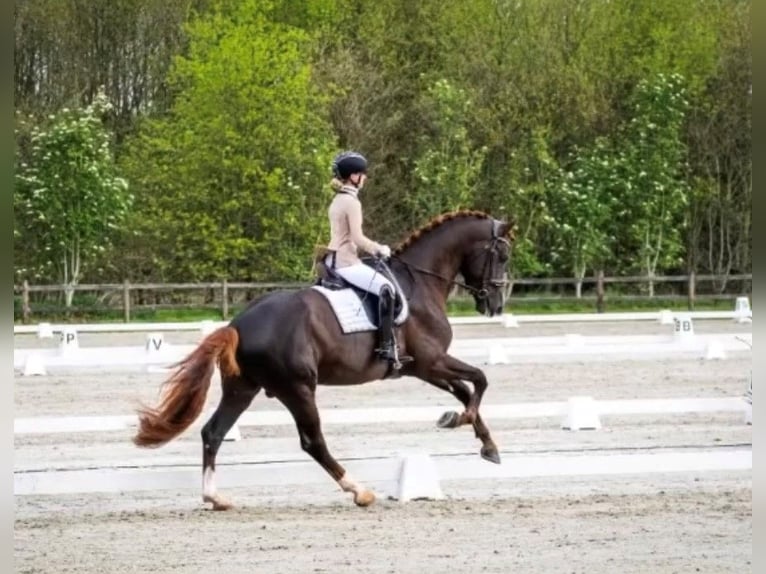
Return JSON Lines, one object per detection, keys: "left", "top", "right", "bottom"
{"left": 390, "top": 219, "right": 511, "bottom": 301}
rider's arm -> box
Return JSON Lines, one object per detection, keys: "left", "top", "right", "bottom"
{"left": 346, "top": 196, "right": 383, "bottom": 256}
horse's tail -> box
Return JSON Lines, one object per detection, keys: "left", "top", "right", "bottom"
{"left": 133, "top": 326, "right": 240, "bottom": 448}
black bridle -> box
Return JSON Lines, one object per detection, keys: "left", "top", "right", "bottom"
{"left": 390, "top": 219, "right": 510, "bottom": 301}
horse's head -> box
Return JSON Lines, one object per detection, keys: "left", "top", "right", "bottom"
{"left": 459, "top": 218, "right": 515, "bottom": 317}
{"left": 393, "top": 210, "right": 516, "bottom": 317}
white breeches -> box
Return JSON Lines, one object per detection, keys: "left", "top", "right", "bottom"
{"left": 327, "top": 257, "right": 395, "bottom": 295}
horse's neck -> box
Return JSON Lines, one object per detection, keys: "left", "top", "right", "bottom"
{"left": 397, "top": 231, "right": 469, "bottom": 301}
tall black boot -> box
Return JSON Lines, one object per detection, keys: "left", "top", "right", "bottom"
{"left": 375, "top": 287, "right": 413, "bottom": 369}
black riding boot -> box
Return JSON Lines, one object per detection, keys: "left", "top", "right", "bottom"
{"left": 376, "top": 287, "right": 413, "bottom": 369}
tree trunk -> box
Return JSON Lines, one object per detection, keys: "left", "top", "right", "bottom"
{"left": 64, "top": 284, "right": 75, "bottom": 307}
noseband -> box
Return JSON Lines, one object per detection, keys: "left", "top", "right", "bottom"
{"left": 469, "top": 219, "right": 511, "bottom": 300}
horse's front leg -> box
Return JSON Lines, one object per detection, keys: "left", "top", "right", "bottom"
{"left": 424, "top": 355, "right": 500, "bottom": 464}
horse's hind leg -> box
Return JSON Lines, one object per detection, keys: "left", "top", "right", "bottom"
{"left": 274, "top": 381, "right": 376, "bottom": 507}
{"left": 425, "top": 377, "right": 500, "bottom": 464}
{"left": 201, "top": 375, "right": 261, "bottom": 510}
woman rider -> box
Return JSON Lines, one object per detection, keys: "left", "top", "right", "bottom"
{"left": 325, "top": 151, "right": 412, "bottom": 368}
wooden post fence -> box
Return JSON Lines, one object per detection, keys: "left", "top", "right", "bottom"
{"left": 12, "top": 272, "right": 751, "bottom": 323}
{"left": 22, "top": 280, "right": 31, "bottom": 324}
{"left": 595, "top": 270, "right": 605, "bottom": 313}
{"left": 221, "top": 278, "right": 229, "bottom": 319}
{"left": 123, "top": 280, "right": 131, "bottom": 323}
{"left": 687, "top": 271, "right": 696, "bottom": 311}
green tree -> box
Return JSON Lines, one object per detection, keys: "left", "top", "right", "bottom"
{"left": 119, "top": 0, "right": 336, "bottom": 282}
{"left": 407, "top": 78, "right": 487, "bottom": 228}
{"left": 617, "top": 73, "right": 690, "bottom": 293}
{"left": 15, "top": 90, "right": 132, "bottom": 304}
{"left": 547, "top": 137, "right": 616, "bottom": 295}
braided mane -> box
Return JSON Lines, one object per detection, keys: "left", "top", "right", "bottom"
{"left": 393, "top": 210, "right": 496, "bottom": 254}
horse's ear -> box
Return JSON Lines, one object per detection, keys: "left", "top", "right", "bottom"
{"left": 499, "top": 218, "right": 517, "bottom": 241}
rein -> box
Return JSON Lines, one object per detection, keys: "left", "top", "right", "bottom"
{"left": 389, "top": 255, "right": 486, "bottom": 297}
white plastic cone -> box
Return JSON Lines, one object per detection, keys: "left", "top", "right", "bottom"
{"left": 223, "top": 424, "right": 241, "bottom": 441}
{"left": 200, "top": 320, "right": 216, "bottom": 336}
{"left": 704, "top": 340, "right": 727, "bottom": 360}
{"left": 23, "top": 354, "right": 47, "bottom": 376}
{"left": 734, "top": 297, "right": 752, "bottom": 324}
{"left": 561, "top": 396, "right": 601, "bottom": 430}
{"left": 397, "top": 453, "right": 444, "bottom": 502}
{"left": 658, "top": 310, "right": 674, "bottom": 325}
{"left": 37, "top": 322, "right": 54, "bottom": 338}
{"left": 487, "top": 345, "right": 509, "bottom": 365}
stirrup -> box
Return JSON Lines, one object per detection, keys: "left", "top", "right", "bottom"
{"left": 376, "top": 345, "right": 413, "bottom": 370}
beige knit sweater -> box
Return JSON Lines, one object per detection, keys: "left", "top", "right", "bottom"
{"left": 327, "top": 184, "right": 383, "bottom": 268}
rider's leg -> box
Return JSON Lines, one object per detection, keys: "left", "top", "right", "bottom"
{"left": 333, "top": 262, "right": 387, "bottom": 292}
{"left": 376, "top": 284, "right": 413, "bottom": 367}
{"left": 332, "top": 264, "right": 412, "bottom": 367}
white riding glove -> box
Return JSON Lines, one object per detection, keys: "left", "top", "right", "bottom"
{"left": 377, "top": 245, "right": 392, "bottom": 259}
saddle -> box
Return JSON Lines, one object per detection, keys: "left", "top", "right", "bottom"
{"left": 313, "top": 249, "right": 404, "bottom": 328}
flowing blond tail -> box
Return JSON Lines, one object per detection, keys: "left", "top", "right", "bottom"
{"left": 132, "top": 326, "right": 240, "bottom": 448}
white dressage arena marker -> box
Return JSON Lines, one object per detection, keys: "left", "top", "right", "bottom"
{"left": 561, "top": 396, "right": 602, "bottom": 430}
{"left": 145, "top": 333, "right": 165, "bottom": 354}
{"left": 658, "top": 309, "right": 674, "bottom": 325}
{"left": 502, "top": 313, "right": 519, "bottom": 328}
{"left": 673, "top": 314, "right": 695, "bottom": 341}
{"left": 734, "top": 296, "right": 752, "bottom": 324}
{"left": 704, "top": 340, "right": 727, "bottom": 360}
{"left": 397, "top": 453, "right": 444, "bottom": 502}
{"left": 23, "top": 354, "right": 47, "bottom": 376}
{"left": 58, "top": 328, "right": 79, "bottom": 354}
{"left": 37, "top": 322, "right": 54, "bottom": 338}
{"left": 15, "top": 449, "right": 750, "bottom": 497}
{"left": 487, "top": 344, "right": 510, "bottom": 365}
{"left": 223, "top": 425, "right": 241, "bottom": 441}
{"left": 200, "top": 320, "right": 216, "bottom": 336}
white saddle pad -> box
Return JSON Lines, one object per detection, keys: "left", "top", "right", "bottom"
{"left": 311, "top": 286, "right": 409, "bottom": 334}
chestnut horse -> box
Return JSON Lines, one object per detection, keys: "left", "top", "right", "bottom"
{"left": 133, "top": 210, "right": 514, "bottom": 509}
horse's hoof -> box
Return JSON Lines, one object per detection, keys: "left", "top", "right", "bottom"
{"left": 481, "top": 447, "right": 501, "bottom": 465}
{"left": 204, "top": 495, "right": 233, "bottom": 511}
{"left": 212, "top": 499, "right": 233, "bottom": 511}
{"left": 436, "top": 411, "right": 460, "bottom": 429}
{"left": 353, "top": 490, "right": 376, "bottom": 507}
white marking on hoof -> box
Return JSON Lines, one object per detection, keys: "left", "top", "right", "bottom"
{"left": 338, "top": 473, "right": 376, "bottom": 507}
{"left": 202, "top": 467, "right": 217, "bottom": 500}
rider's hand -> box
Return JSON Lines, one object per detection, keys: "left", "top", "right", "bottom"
{"left": 377, "top": 245, "right": 392, "bottom": 259}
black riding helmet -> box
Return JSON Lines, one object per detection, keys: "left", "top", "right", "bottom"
{"left": 332, "top": 151, "right": 368, "bottom": 180}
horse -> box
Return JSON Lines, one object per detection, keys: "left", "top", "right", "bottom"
{"left": 133, "top": 210, "right": 515, "bottom": 509}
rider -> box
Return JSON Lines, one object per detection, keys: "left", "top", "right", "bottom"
{"left": 325, "top": 151, "right": 413, "bottom": 368}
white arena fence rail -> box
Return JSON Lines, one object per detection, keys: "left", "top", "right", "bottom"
{"left": 12, "top": 330, "right": 754, "bottom": 376}
{"left": 14, "top": 448, "right": 752, "bottom": 497}
{"left": 15, "top": 396, "right": 752, "bottom": 498}
{"left": 12, "top": 307, "right": 753, "bottom": 335}
{"left": 13, "top": 397, "right": 750, "bottom": 436}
